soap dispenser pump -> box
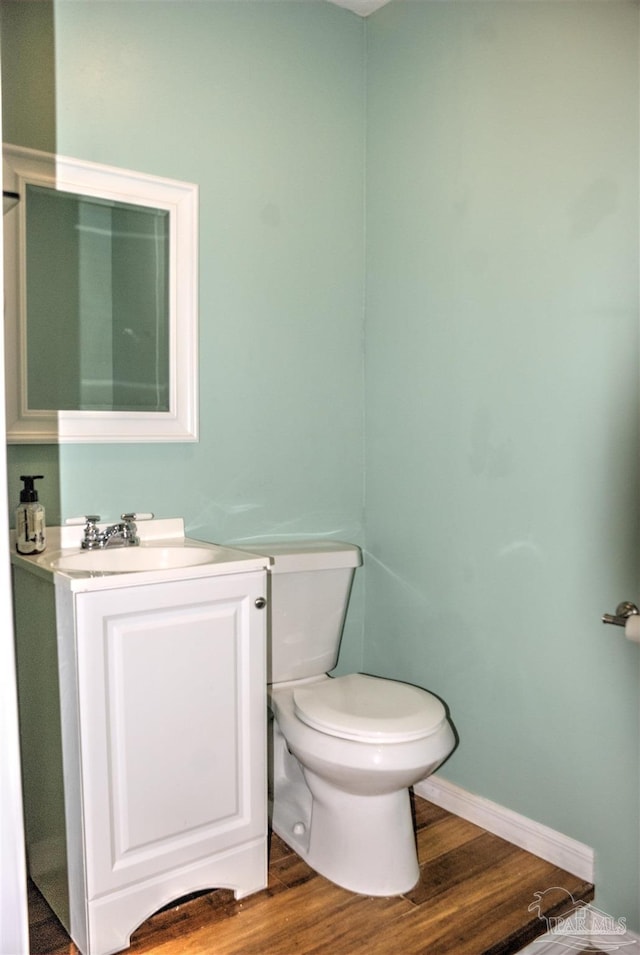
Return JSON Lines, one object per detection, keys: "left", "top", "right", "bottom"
{"left": 16, "top": 475, "right": 46, "bottom": 555}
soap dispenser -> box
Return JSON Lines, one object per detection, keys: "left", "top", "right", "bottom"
{"left": 16, "top": 475, "right": 46, "bottom": 555}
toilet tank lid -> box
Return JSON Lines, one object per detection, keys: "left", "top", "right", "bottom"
{"left": 244, "top": 540, "right": 362, "bottom": 573}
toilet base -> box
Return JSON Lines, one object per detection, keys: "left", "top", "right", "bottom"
{"left": 271, "top": 726, "right": 420, "bottom": 897}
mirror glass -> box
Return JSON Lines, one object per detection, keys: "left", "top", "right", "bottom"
{"left": 26, "top": 185, "right": 170, "bottom": 413}
{"left": 3, "top": 144, "right": 198, "bottom": 443}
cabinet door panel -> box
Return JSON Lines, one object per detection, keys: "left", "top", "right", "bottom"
{"left": 108, "top": 603, "right": 240, "bottom": 853}
{"left": 75, "top": 572, "right": 266, "bottom": 898}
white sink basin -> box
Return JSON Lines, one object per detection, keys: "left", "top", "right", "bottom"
{"left": 53, "top": 545, "right": 226, "bottom": 575}
{"left": 12, "top": 520, "right": 271, "bottom": 592}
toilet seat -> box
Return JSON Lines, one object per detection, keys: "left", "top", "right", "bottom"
{"left": 293, "top": 673, "right": 447, "bottom": 743}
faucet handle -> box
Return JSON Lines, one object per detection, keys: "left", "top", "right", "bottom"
{"left": 67, "top": 515, "right": 101, "bottom": 547}
{"left": 121, "top": 512, "right": 154, "bottom": 522}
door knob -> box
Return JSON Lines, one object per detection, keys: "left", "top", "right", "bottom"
{"left": 602, "top": 601, "right": 639, "bottom": 627}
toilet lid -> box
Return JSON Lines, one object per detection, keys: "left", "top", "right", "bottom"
{"left": 293, "top": 673, "right": 447, "bottom": 743}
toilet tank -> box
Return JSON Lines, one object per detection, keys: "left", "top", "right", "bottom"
{"left": 247, "top": 540, "right": 362, "bottom": 683}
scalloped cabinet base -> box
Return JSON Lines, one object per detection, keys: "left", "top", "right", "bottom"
{"left": 12, "top": 564, "right": 268, "bottom": 955}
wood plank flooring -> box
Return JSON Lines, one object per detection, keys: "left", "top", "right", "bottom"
{"left": 28, "top": 795, "right": 594, "bottom": 955}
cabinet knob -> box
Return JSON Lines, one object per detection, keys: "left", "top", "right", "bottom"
{"left": 255, "top": 597, "right": 267, "bottom": 610}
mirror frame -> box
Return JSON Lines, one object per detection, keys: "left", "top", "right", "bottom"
{"left": 3, "top": 144, "right": 199, "bottom": 443}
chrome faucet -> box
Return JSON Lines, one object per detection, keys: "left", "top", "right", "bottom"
{"left": 81, "top": 513, "right": 143, "bottom": 549}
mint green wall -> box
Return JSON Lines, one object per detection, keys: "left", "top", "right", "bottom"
{"left": 2, "top": 0, "right": 367, "bottom": 669}
{"left": 3, "top": 0, "right": 640, "bottom": 933}
{"left": 366, "top": 0, "right": 640, "bottom": 928}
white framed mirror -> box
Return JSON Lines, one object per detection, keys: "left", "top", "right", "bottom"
{"left": 3, "top": 144, "right": 199, "bottom": 442}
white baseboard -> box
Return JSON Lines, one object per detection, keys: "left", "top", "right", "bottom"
{"left": 414, "top": 776, "right": 594, "bottom": 883}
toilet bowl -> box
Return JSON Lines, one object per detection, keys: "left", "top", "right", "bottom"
{"left": 269, "top": 673, "right": 455, "bottom": 895}
{"left": 247, "top": 540, "right": 456, "bottom": 897}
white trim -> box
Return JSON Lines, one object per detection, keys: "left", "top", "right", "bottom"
{"left": 3, "top": 143, "right": 199, "bottom": 443}
{"left": 414, "top": 776, "right": 594, "bottom": 882}
{"left": 0, "top": 122, "right": 30, "bottom": 955}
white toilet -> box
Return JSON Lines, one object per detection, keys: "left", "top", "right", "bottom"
{"left": 251, "top": 540, "right": 456, "bottom": 897}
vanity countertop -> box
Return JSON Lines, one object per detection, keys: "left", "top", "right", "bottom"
{"left": 10, "top": 519, "right": 270, "bottom": 593}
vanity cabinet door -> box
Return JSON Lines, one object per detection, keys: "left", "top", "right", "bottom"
{"left": 74, "top": 571, "right": 267, "bottom": 899}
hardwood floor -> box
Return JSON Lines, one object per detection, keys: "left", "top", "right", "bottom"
{"left": 28, "top": 795, "right": 594, "bottom": 955}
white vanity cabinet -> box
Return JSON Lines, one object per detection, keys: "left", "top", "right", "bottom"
{"left": 12, "top": 533, "right": 269, "bottom": 955}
